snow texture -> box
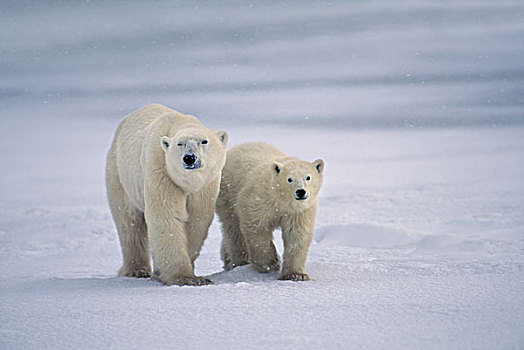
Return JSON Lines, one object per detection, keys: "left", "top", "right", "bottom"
{"left": 1, "top": 1, "right": 523, "bottom": 349}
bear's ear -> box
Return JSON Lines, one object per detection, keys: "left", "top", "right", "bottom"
{"left": 272, "top": 161, "right": 283, "bottom": 175}
{"left": 216, "top": 130, "right": 229, "bottom": 147}
{"left": 161, "top": 136, "right": 170, "bottom": 152}
{"left": 313, "top": 159, "right": 324, "bottom": 174}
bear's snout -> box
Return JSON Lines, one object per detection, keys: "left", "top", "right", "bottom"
{"left": 295, "top": 188, "right": 308, "bottom": 200}
{"left": 183, "top": 154, "right": 201, "bottom": 170}
{"left": 183, "top": 154, "right": 196, "bottom": 165}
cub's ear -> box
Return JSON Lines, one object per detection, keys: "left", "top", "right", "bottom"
{"left": 161, "top": 136, "right": 170, "bottom": 152}
{"left": 216, "top": 130, "right": 229, "bottom": 147}
{"left": 313, "top": 159, "right": 324, "bottom": 174}
{"left": 272, "top": 161, "right": 283, "bottom": 175}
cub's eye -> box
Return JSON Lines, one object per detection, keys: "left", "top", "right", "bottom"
{"left": 177, "top": 143, "right": 184, "bottom": 147}
{"left": 201, "top": 140, "right": 208, "bottom": 145}
{"left": 306, "top": 176, "right": 311, "bottom": 181}
{"left": 287, "top": 178, "right": 293, "bottom": 183}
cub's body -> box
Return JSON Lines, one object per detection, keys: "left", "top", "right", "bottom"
{"left": 216, "top": 142, "right": 324, "bottom": 281}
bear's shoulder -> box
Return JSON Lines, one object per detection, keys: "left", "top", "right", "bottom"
{"left": 230, "top": 142, "right": 284, "bottom": 157}
{"left": 124, "top": 103, "right": 200, "bottom": 134}
{"left": 227, "top": 142, "right": 286, "bottom": 172}
{"left": 149, "top": 107, "right": 201, "bottom": 135}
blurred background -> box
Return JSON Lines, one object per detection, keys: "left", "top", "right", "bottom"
{"left": 2, "top": 0, "right": 523, "bottom": 129}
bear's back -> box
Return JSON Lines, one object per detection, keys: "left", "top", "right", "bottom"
{"left": 220, "top": 142, "right": 286, "bottom": 198}
{"left": 119, "top": 104, "right": 200, "bottom": 140}
{"left": 228, "top": 142, "right": 284, "bottom": 168}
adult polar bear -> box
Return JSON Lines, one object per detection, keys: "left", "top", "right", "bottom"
{"left": 106, "top": 103, "right": 228, "bottom": 286}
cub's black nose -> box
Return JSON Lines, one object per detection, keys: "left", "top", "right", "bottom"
{"left": 295, "top": 189, "right": 307, "bottom": 199}
{"left": 183, "top": 154, "right": 197, "bottom": 166}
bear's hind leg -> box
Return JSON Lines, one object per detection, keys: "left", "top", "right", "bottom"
{"left": 116, "top": 208, "right": 151, "bottom": 278}
{"left": 217, "top": 206, "right": 249, "bottom": 270}
{"left": 106, "top": 149, "right": 151, "bottom": 278}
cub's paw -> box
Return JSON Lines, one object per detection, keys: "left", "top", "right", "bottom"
{"left": 133, "top": 269, "right": 152, "bottom": 278}
{"left": 251, "top": 259, "right": 281, "bottom": 273}
{"left": 224, "top": 260, "right": 249, "bottom": 271}
{"left": 118, "top": 266, "right": 151, "bottom": 278}
{"left": 173, "top": 276, "right": 214, "bottom": 286}
{"left": 152, "top": 271, "right": 213, "bottom": 286}
{"left": 185, "top": 276, "right": 214, "bottom": 286}
{"left": 279, "top": 273, "right": 310, "bottom": 282}
{"left": 250, "top": 252, "right": 281, "bottom": 273}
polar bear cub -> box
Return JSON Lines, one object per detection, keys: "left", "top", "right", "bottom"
{"left": 106, "top": 103, "right": 228, "bottom": 286}
{"left": 216, "top": 142, "right": 324, "bottom": 281}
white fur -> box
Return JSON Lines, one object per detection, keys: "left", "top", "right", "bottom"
{"left": 216, "top": 142, "right": 324, "bottom": 281}
{"left": 106, "top": 103, "right": 228, "bottom": 285}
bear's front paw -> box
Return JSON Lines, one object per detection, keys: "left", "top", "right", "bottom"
{"left": 279, "top": 273, "right": 310, "bottom": 282}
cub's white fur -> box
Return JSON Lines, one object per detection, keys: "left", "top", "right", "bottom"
{"left": 106, "top": 103, "right": 228, "bottom": 285}
{"left": 216, "top": 142, "right": 324, "bottom": 281}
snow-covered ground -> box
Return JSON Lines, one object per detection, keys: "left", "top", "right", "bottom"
{"left": 1, "top": 1, "right": 523, "bottom": 349}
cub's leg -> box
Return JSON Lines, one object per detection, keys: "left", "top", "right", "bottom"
{"left": 280, "top": 231, "right": 312, "bottom": 281}
{"left": 216, "top": 182, "right": 249, "bottom": 270}
{"left": 239, "top": 214, "right": 280, "bottom": 273}
{"left": 279, "top": 211, "right": 315, "bottom": 281}
{"left": 106, "top": 148, "right": 151, "bottom": 278}
{"left": 218, "top": 207, "right": 249, "bottom": 270}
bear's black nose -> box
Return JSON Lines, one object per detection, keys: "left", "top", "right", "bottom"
{"left": 295, "top": 189, "right": 307, "bottom": 199}
{"left": 183, "top": 154, "right": 197, "bottom": 166}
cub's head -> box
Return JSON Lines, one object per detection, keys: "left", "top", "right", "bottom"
{"left": 271, "top": 158, "right": 324, "bottom": 211}
{"left": 161, "top": 127, "right": 228, "bottom": 192}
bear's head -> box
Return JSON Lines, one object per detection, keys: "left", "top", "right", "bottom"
{"left": 161, "top": 127, "right": 228, "bottom": 193}
{"left": 271, "top": 158, "right": 325, "bottom": 211}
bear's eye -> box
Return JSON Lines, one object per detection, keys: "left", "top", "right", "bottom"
{"left": 306, "top": 176, "right": 311, "bottom": 181}
{"left": 177, "top": 143, "right": 184, "bottom": 147}
{"left": 201, "top": 140, "right": 208, "bottom": 145}
{"left": 287, "top": 177, "right": 293, "bottom": 183}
